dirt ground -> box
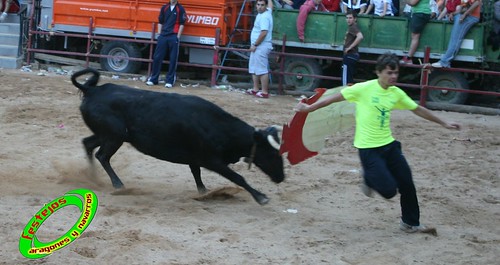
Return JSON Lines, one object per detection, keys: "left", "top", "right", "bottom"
{"left": 1, "top": 68, "right": 499, "bottom": 265}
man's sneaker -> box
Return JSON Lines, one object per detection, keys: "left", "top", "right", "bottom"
{"left": 255, "top": 91, "right": 269, "bottom": 98}
{"left": 246, "top": 89, "right": 258, "bottom": 96}
{"left": 0, "top": 12, "right": 7, "bottom": 22}
{"left": 146, "top": 80, "right": 156, "bottom": 86}
{"left": 360, "top": 180, "right": 374, "bottom": 198}
{"left": 431, "top": 62, "right": 445, "bottom": 68}
{"left": 165, "top": 83, "right": 173, "bottom": 88}
{"left": 399, "top": 220, "right": 438, "bottom": 236}
{"left": 399, "top": 57, "right": 413, "bottom": 65}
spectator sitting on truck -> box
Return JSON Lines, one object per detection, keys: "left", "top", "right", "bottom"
{"left": 363, "top": 0, "right": 395, "bottom": 16}
{"left": 146, "top": 0, "right": 186, "bottom": 88}
{"left": 273, "top": 0, "right": 293, "bottom": 9}
{"left": 246, "top": 0, "right": 273, "bottom": 98}
{"left": 399, "top": 0, "right": 432, "bottom": 65}
{"left": 342, "top": 10, "right": 364, "bottom": 86}
{"left": 341, "top": 0, "right": 368, "bottom": 14}
{"left": 0, "top": 0, "right": 13, "bottom": 22}
{"left": 437, "top": 0, "right": 461, "bottom": 20}
{"left": 323, "top": 0, "right": 342, "bottom": 11}
{"left": 431, "top": 0, "right": 482, "bottom": 68}
{"left": 274, "top": 0, "right": 306, "bottom": 9}
{"left": 297, "top": 0, "right": 328, "bottom": 42}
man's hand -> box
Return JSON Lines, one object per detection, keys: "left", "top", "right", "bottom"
{"left": 294, "top": 102, "right": 311, "bottom": 113}
{"left": 442, "top": 122, "right": 461, "bottom": 130}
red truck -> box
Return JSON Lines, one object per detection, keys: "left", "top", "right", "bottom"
{"left": 34, "top": 0, "right": 251, "bottom": 73}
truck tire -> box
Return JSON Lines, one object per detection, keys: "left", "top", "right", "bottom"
{"left": 284, "top": 58, "right": 322, "bottom": 91}
{"left": 428, "top": 71, "right": 469, "bottom": 105}
{"left": 100, "top": 41, "right": 142, "bottom": 73}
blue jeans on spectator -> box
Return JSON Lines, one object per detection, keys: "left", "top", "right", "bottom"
{"left": 149, "top": 34, "right": 179, "bottom": 85}
{"left": 342, "top": 53, "right": 359, "bottom": 86}
{"left": 439, "top": 14, "right": 479, "bottom": 67}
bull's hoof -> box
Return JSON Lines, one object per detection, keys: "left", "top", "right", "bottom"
{"left": 112, "top": 182, "right": 124, "bottom": 189}
{"left": 255, "top": 194, "right": 270, "bottom": 205}
{"left": 197, "top": 187, "right": 208, "bottom": 194}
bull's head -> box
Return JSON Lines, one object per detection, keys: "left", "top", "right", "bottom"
{"left": 250, "top": 126, "right": 285, "bottom": 184}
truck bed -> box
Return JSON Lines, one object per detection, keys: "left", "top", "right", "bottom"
{"left": 272, "top": 10, "right": 496, "bottom": 63}
{"left": 39, "top": 0, "right": 251, "bottom": 46}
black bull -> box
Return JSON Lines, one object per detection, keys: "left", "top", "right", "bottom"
{"left": 71, "top": 68, "right": 285, "bottom": 205}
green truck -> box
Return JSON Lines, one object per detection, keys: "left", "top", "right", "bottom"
{"left": 272, "top": 2, "right": 499, "bottom": 104}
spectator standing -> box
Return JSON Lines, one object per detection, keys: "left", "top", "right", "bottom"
{"left": 342, "top": 10, "right": 364, "bottom": 86}
{"left": 297, "top": 0, "right": 328, "bottom": 42}
{"left": 400, "top": 0, "right": 432, "bottom": 64}
{"left": 246, "top": 0, "right": 273, "bottom": 98}
{"left": 488, "top": 0, "right": 500, "bottom": 51}
{"left": 323, "top": 0, "right": 342, "bottom": 11}
{"left": 364, "top": 0, "right": 395, "bottom": 16}
{"left": 0, "top": 0, "right": 13, "bottom": 22}
{"left": 403, "top": 0, "right": 439, "bottom": 19}
{"left": 494, "top": 0, "right": 500, "bottom": 35}
{"left": 146, "top": 0, "right": 186, "bottom": 88}
{"left": 431, "top": 0, "right": 482, "bottom": 68}
{"left": 294, "top": 53, "right": 461, "bottom": 235}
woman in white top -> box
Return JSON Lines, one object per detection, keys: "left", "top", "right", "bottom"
{"left": 362, "top": 0, "right": 394, "bottom": 17}
{"left": 341, "top": 0, "right": 368, "bottom": 14}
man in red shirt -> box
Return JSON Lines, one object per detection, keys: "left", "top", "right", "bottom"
{"left": 322, "top": 0, "right": 341, "bottom": 11}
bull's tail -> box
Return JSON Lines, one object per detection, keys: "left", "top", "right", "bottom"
{"left": 71, "top": 68, "right": 100, "bottom": 94}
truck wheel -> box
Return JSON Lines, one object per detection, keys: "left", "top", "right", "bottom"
{"left": 428, "top": 71, "right": 469, "bottom": 105}
{"left": 284, "top": 58, "right": 322, "bottom": 91}
{"left": 100, "top": 41, "right": 142, "bottom": 73}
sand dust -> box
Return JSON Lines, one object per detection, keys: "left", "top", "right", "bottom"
{"left": 1, "top": 68, "right": 499, "bottom": 264}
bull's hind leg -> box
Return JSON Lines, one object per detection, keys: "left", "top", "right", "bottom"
{"left": 189, "top": 165, "right": 207, "bottom": 194}
{"left": 82, "top": 135, "right": 100, "bottom": 162}
{"left": 95, "top": 141, "right": 124, "bottom": 189}
{"left": 207, "top": 164, "right": 269, "bottom": 205}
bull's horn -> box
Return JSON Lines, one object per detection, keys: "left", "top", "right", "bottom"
{"left": 267, "top": 135, "right": 281, "bottom": 150}
{"left": 271, "top": 125, "right": 283, "bottom": 131}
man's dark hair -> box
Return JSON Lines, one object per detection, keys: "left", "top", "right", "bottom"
{"left": 257, "top": 0, "right": 268, "bottom": 4}
{"left": 376, "top": 53, "right": 399, "bottom": 72}
{"left": 346, "top": 10, "right": 357, "bottom": 18}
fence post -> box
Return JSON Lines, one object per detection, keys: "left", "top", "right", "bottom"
{"left": 210, "top": 28, "right": 221, "bottom": 87}
{"left": 278, "top": 34, "right": 287, "bottom": 95}
{"left": 419, "top": 46, "right": 431, "bottom": 106}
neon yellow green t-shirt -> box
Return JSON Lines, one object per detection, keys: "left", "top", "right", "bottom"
{"left": 341, "top": 80, "right": 418, "bottom": 149}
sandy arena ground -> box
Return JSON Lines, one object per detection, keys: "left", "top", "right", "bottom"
{"left": 0, "top": 68, "right": 499, "bottom": 265}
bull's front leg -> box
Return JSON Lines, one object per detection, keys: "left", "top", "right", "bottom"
{"left": 207, "top": 164, "right": 269, "bottom": 205}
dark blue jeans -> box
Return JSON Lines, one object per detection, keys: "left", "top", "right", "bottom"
{"left": 359, "top": 141, "right": 420, "bottom": 226}
{"left": 342, "top": 53, "right": 359, "bottom": 86}
{"left": 149, "top": 34, "right": 179, "bottom": 85}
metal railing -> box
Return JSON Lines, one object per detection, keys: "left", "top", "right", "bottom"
{"left": 24, "top": 17, "right": 500, "bottom": 107}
